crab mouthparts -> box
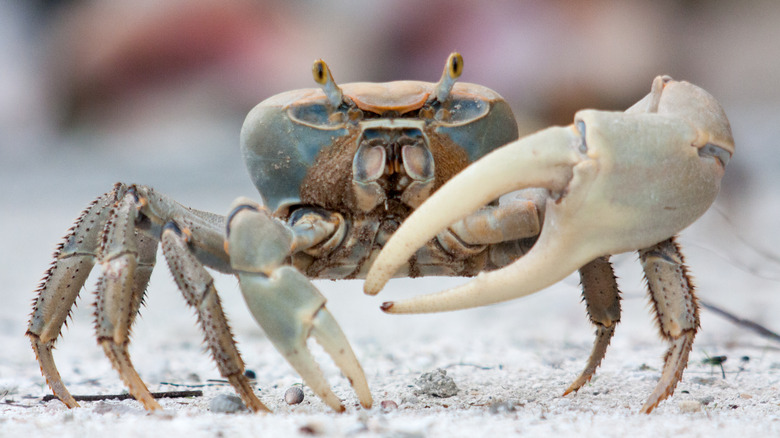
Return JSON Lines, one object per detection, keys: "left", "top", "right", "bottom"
{"left": 363, "top": 125, "right": 583, "bottom": 302}
{"left": 352, "top": 121, "right": 435, "bottom": 211}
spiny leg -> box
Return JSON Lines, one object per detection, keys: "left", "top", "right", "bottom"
{"left": 29, "top": 182, "right": 236, "bottom": 410}
{"left": 27, "top": 183, "right": 128, "bottom": 408}
{"left": 563, "top": 256, "right": 621, "bottom": 396}
{"left": 638, "top": 237, "right": 699, "bottom": 413}
{"left": 160, "top": 222, "right": 269, "bottom": 413}
{"left": 94, "top": 188, "right": 161, "bottom": 410}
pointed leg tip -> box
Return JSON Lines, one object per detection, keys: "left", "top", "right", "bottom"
{"left": 228, "top": 375, "right": 271, "bottom": 413}
{"left": 64, "top": 398, "right": 81, "bottom": 409}
{"left": 251, "top": 403, "right": 272, "bottom": 414}
{"left": 304, "top": 381, "right": 347, "bottom": 414}
{"left": 562, "top": 373, "right": 595, "bottom": 397}
{"left": 352, "top": 384, "right": 373, "bottom": 410}
{"left": 561, "top": 380, "right": 585, "bottom": 397}
{"left": 640, "top": 388, "right": 671, "bottom": 414}
{"left": 140, "top": 397, "right": 164, "bottom": 411}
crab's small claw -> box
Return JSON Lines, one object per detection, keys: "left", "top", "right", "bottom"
{"left": 365, "top": 76, "right": 733, "bottom": 314}
{"left": 227, "top": 199, "right": 372, "bottom": 411}
{"left": 238, "top": 267, "right": 372, "bottom": 411}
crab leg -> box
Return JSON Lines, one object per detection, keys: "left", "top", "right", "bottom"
{"left": 563, "top": 256, "right": 621, "bottom": 396}
{"left": 438, "top": 189, "right": 545, "bottom": 249}
{"left": 28, "top": 185, "right": 126, "bottom": 408}
{"left": 29, "top": 182, "right": 268, "bottom": 410}
{"left": 365, "top": 77, "right": 732, "bottom": 315}
{"left": 226, "top": 198, "right": 372, "bottom": 412}
{"left": 160, "top": 222, "right": 269, "bottom": 412}
{"left": 132, "top": 187, "right": 277, "bottom": 411}
{"left": 94, "top": 189, "right": 161, "bottom": 409}
{"left": 638, "top": 237, "right": 699, "bottom": 413}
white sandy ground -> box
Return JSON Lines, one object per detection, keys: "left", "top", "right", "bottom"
{"left": 2, "top": 106, "right": 780, "bottom": 437}
{"left": 2, "top": 274, "right": 779, "bottom": 438}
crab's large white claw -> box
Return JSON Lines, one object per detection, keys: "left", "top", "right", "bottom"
{"left": 365, "top": 76, "right": 733, "bottom": 314}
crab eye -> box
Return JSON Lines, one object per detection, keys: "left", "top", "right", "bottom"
{"left": 698, "top": 143, "right": 731, "bottom": 167}
{"left": 448, "top": 53, "right": 463, "bottom": 79}
{"left": 575, "top": 120, "right": 588, "bottom": 153}
{"left": 434, "top": 52, "right": 464, "bottom": 103}
{"left": 311, "top": 59, "right": 344, "bottom": 108}
{"left": 312, "top": 60, "right": 329, "bottom": 85}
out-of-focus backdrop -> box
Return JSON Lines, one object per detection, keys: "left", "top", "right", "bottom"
{"left": 1, "top": 1, "right": 779, "bottom": 434}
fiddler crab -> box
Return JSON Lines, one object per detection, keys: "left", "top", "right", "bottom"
{"left": 28, "top": 53, "right": 733, "bottom": 414}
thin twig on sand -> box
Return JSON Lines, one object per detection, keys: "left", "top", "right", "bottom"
{"left": 41, "top": 390, "right": 202, "bottom": 403}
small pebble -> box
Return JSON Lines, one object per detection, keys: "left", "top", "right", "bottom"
{"left": 285, "top": 386, "right": 305, "bottom": 405}
{"left": 380, "top": 400, "right": 398, "bottom": 411}
{"left": 244, "top": 369, "right": 257, "bottom": 379}
{"left": 678, "top": 400, "right": 702, "bottom": 413}
{"left": 414, "top": 368, "right": 458, "bottom": 398}
{"left": 740, "top": 393, "right": 753, "bottom": 399}
{"left": 209, "top": 394, "right": 248, "bottom": 413}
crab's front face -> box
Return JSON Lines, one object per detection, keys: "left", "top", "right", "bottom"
{"left": 240, "top": 54, "right": 518, "bottom": 217}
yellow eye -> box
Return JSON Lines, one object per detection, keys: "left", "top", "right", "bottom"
{"left": 448, "top": 53, "right": 463, "bottom": 79}
{"left": 312, "top": 60, "right": 329, "bottom": 85}
{"left": 311, "top": 59, "right": 343, "bottom": 108}
{"left": 434, "top": 53, "right": 464, "bottom": 103}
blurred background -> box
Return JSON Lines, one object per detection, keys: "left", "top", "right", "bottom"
{"left": 1, "top": 0, "right": 779, "bottom": 391}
